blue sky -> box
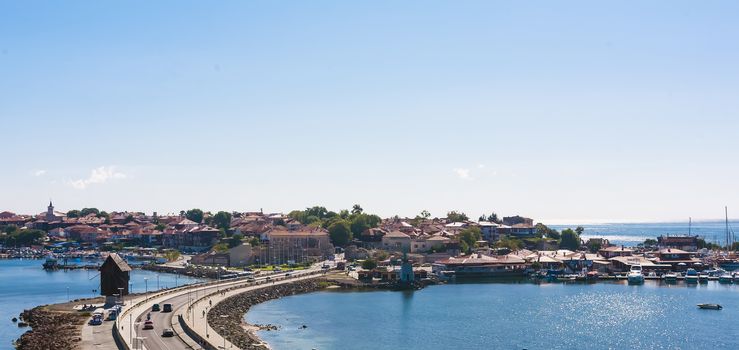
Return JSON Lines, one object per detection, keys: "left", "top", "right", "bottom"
{"left": 2, "top": 1, "right": 739, "bottom": 223}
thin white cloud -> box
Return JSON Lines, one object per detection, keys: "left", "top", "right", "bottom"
{"left": 453, "top": 168, "right": 472, "bottom": 180}
{"left": 31, "top": 170, "right": 46, "bottom": 177}
{"left": 68, "top": 166, "right": 126, "bottom": 189}
{"left": 477, "top": 164, "right": 485, "bottom": 169}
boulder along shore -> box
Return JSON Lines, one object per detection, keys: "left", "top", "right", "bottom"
{"left": 207, "top": 279, "right": 330, "bottom": 349}
{"left": 15, "top": 305, "right": 89, "bottom": 350}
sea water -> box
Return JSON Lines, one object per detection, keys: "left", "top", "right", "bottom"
{"left": 551, "top": 220, "right": 738, "bottom": 246}
{"left": 246, "top": 281, "right": 739, "bottom": 350}
{"left": 0, "top": 258, "right": 205, "bottom": 347}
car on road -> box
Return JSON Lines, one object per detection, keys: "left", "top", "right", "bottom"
{"left": 162, "top": 304, "right": 173, "bottom": 312}
{"left": 89, "top": 314, "right": 103, "bottom": 326}
{"left": 152, "top": 304, "right": 161, "bottom": 312}
{"left": 266, "top": 277, "right": 271, "bottom": 281}
{"left": 162, "top": 328, "right": 175, "bottom": 337}
{"left": 285, "top": 272, "right": 292, "bottom": 277}
{"left": 143, "top": 320, "right": 154, "bottom": 330}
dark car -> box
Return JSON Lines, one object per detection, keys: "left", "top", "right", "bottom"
{"left": 143, "top": 320, "right": 154, "bottom": 330}
{"left": 162, "top": 304, "right": 173, "bottom": 312}
{"left": 152, "top": 304, "right": 161, "bottom": 312}
{"left": 162, "top": 328, "right": 175, "bottom": 337}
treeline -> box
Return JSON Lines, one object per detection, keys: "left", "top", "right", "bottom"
{"left": 66, "top": 208, "right": 111, "bottom": 221}
{"left": 288, "top": 205, "right": 381, "bottom": 246}
{"left": 180, "top": 209, "right": 232, "bottom": 230}
{"left": 1, "top": 225, "right": 46, "bottom": 246}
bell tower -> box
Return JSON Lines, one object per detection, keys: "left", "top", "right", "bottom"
{"left": 46, "top": 200, "right": 55, "bottom": 221}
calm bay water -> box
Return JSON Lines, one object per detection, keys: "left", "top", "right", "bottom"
{"left": 551, "top": 220, "right": 739, "bottom": 246}
{"left": 246, "top": 281, "right": 739, "bottom": 350}
{"left": 0, "top": 258, "right": 205, "bottom": 348}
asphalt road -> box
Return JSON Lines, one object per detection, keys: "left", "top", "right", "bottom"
{"left": 132, "top": 265, "right": 331, "bottom": 350}
{"left": 133, "top": 277, "right": 253, "bottom": 350}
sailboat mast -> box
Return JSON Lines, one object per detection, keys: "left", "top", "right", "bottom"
{"left": 688, "top": 217, "right": 691, "bottom": 236}
{"left": 726, "top": 206, "right": 729, "bottom": 249}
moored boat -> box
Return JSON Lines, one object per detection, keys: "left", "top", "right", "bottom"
{"left": 718, "top": 273, "right": 733, "bottom": 284}
{"left": 685, "top": 268, "right": 699, "bottom": 284}
{"left": 42, "top": 256, "right": 59, "bottom": 270}
{"left": 698, "top": 272, "right": 709, "bottom": 284}
{"left": 697, "top": 303, "right": 722, "bottom": 310}
{"left": 627, "top": 265, "right": 644, "bottom": 285}
{"left": 663, "top": 272, "right": 678, "bottom": 283}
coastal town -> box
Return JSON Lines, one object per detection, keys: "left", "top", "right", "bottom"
{"left": 3, "top": 202, "right": 739, "bottom": 350}
{"left": 2, "top": 202, "right": 738, "bottom": 283}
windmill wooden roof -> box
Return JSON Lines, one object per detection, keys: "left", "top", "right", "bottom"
{"left": 101, "top": 253, "right": 132, "bottom": 272}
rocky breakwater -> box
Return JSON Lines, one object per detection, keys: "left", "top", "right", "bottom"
{"left": 208, "top": 279, "right": 329, "bottom": 349}
{"left": 15, "top": 306, "right": 88, "bottom": 350}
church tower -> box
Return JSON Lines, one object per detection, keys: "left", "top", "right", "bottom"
{"left": 46, "top": 200, "right": 55, "bottom": 221}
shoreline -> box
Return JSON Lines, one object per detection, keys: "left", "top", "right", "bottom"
{"left": 14, "top": 298, "right": 101, "bottom": 350}
{"left": 207, "top": 279, "right": 333, "bottom": 349}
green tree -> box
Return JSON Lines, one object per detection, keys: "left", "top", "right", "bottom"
{"left": 487, "top": 213, "right": 500, "bottom": 224}
{"left": 163, "top": 250, "right": 181, "bottom": 262}
{"left": 361, "top": 259, "right": 378, "bottom": 270}
{"left": 186, "top": 209, "right": 204, "bottom": 223}
{"left": 66, "top": 210, "right": 81, "bottom": 218}
{"left": 97, "top": 211, "right": 110, "bottom": 220}
{"left": 212, "top": 211, "right": 232, "bottom": 230}
{"left": 643, "top": 238, "right": 657, "bottom": 247}
{"left": 446, "top": 211, "right": 468, "bottom": 223}
{"left": 350, "top": 213, "right": 382, "bottom": 235}
{"left": 305, "top": 215, "right": 321, "bottom": 225}
{"left": 305, "top": 206, "right": 329, "bottom": 219}
{"left": 155, "top": 223, "right": 167, "bottom": 231}
{"left": 420, "top": 210, "right": 431, "bottom": 219}
{"left": 328, "top": 220, "right": 352, "bottom": 246}
{"left": 458, "top": 227, "right": 482, "bottom": 253}
{"left": 80, "top": 208, "right": 100, "bottom": 217}
{"left": 248, "top": 237, "right": 261, "bottom": 246}
{"left": 587, "top": 240, "right": 602, "bottom": 253}
{"left": 559, "top": 229, "right": 581, "bottom": 250}
{"left": 535, "top": 223, "right": 560, "bottom": 240}
{"left": 6, "top": 229, "right": 46, "bottom": 246}
{"left": 575, "top": 226, "right": 585, "bottom": 235}
{"left": 351, "top": 204, "right": 363, "bottom": 215}
{"left": 494, "top": 235, "right": 523, "bottom": 250}
{"left": 228, "top": 233, "right": 244, "bottom": 248}
{"left": 213, "top": 243, "right": 229, "bottom": 252}
{"left": 350, "top": 214, "right": 370, "bottom": 236}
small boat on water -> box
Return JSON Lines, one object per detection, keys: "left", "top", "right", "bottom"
{"left": 718, "top": 273, "right": 734, "bottom": 284}
{"left": 663, "top": 272, "right": 678, "bottom": 283}
{"left": 42, "top": 256, "right": 59, "bottom": 270}
{"left": 697, "top": 304, "right": 722, "bottom": 310}
{"left": 685, "top": 268, "right": 699, "bottom": 284}
{"left": 627, "top": 265, "right": 644, "bottom": 285}
{"left": 698, "top": 272, "right": 709, "bottom": 284}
